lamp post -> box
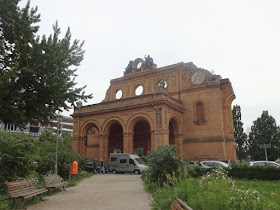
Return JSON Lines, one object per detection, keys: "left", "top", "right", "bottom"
{"left": 222, "top": 129, "right": 227, "bottom": 161}
{"left": 153, "top": 106, "right": 162, "bottom": 148}
{"left": 54, "top": 113, "right": 63, "bottom": 175}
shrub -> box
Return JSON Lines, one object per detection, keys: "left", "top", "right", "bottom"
{"left": 0, "top": 131, "right": 37, "bottom": 191}
{"left": 228, "top": 163, "right": 280, "bottom": 181}
{"left": 147, "top": 168, "right": 280, "bottom": 210}
{"left": 142, "top": 145, "right": 185, "bottom": 186}
{"left": 36, "top": 130, "right": 89, "bottom": 178}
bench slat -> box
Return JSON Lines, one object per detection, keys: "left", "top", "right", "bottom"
{"left": 171, "top": 199, "right": 193, "bottom": 210}
{"left": 43, "top": 174, "right": 68, "bottom": 189}
{"left": 6, "top": 179, "right": 47, "bottom": 204}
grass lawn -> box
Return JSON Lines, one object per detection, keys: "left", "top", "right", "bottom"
{"left": 235, "top": 179, "right": 280, "bottom": 203}
{"left": 146, "top": 174, "right": 280, "bottom": 210}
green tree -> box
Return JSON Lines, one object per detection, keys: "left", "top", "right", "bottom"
{"left": 232, "top": 105, "right": 248, "bottom": 160}
{"left": 0, "top": 130, "right": 37, "bottom": 191}
{"left": 0, "top": 0, "right": 92, "bottom": 127}
{"left": 142, "top": 145, "right": 185, "bottom": 185}
{"left": 36, "top": 129, "right": 88, "bottom": 178}
{"left": 248, "top": 111, "right": 280, "bottom": 161}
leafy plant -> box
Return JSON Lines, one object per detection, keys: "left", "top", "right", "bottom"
{"left": 142, "top": 145, "right": 185, "bottom": 186}
{"left": 36, "top": 129, "right": 89, "bottom": 178}
{"left": 0, "top": 131, "right": 37, "bottom": 191}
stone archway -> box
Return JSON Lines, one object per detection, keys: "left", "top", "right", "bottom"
{"left": 133, "top": 120, "right": 151, "bottom": 156}
{"left": 85, "top": 125, "right": 100, "bottom": 160}
{"left": 169, "top": 120, "right": 176, "bottom": 145}
{"left": 169, "top": 117, "right": 179, "bottom": 145}
{"left": 169, "top": 117, "right": 182, "bottom": 155}
{"left": 108, "top": 122, "right": 123, "bottom": 157}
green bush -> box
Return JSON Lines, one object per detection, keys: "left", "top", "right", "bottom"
{"left": 228, "top": 163, "right": 280, "bottom": 181}
{"left": 36, "top": 130, "right": 89, "bottom": 178}
{"left": 142, "top": 145, "right": 185, "bottom": 186}
{"left": 147, "top": 168, "right": 280, "bottom": 210}
{"left": 0, "top": 131, "right": 37, "bottom": 191}
{"left": 187, "top": 165, "right": 211, "bottom": 177}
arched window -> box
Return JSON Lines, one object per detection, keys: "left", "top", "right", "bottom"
{"left": 196, "top": 102, "right": 204, "bottom": 121}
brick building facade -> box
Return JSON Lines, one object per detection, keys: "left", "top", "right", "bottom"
{"left": 72, "top": 57, "right": 236, "bottom": 162}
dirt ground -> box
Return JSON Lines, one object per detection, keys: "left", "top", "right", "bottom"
{"left": 28, "top": 174, "right": 152, "bottom": 210}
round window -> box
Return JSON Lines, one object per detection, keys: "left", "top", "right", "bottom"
{"left": 116, "top": 90, "right": 122, "bottom": 99}
{"left": 137, "top": 62, "right": 142, "bottom": 69}
{"left": 135, "top": 85, "right": 143, "bottom": 96}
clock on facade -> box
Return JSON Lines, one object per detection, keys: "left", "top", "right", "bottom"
{"left": 191, "top": 71, "right": 205, "bottom": 85}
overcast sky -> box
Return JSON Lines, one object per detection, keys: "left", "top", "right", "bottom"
{"left": 20, "top": 0, "right": 280, "bottom": 130}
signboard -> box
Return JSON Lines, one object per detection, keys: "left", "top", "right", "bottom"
{"left": 259, "top": 143, "right": 271, "bottom": 149}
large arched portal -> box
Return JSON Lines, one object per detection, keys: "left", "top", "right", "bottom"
{"left": 169, "top": 118, "right": 178, "bottom": 145}
{"left": 133, "top": 120, "right": 151, "bottom": 156}
{"left": 86, "top": 125, "right": 100, "bottom": 159}
{"left": 108, "top": 123, "right": 123, "bottom": 156}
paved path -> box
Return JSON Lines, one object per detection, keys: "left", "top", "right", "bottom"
{"left": 28, "top": 174, "right": 152, "bottom": 210}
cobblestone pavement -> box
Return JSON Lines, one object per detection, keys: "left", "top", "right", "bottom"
{"left": 28, "top": 174, "right": 152, "bottom": 210}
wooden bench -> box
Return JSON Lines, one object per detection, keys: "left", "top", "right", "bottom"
{"left": 170, "top": 198, "right": 193, "bottom": 210}
{"left": 5, "top": 179, "right": 47, "bottom": 208}
{"left": 43, "top": 174, "right": 68, "bottom": 191}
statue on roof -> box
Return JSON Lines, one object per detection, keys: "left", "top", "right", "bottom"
{"left": 156, "top": 80, "right": 166, "bottom": 93}
{"left": 124, "top": 60, "right": 133, "bottom": 75}
{"left": 144, "top": 55, "right": 154, "bottom": 68}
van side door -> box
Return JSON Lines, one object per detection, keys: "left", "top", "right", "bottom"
{"left": 119, "top": 158, "right": 128, "bottom": 172}
{"left": 128, "top": 158, "right": 136, "bottom": 172}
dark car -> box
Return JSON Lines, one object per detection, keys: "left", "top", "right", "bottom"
{"left": 85, "top": 161, "right": 108, "bottom": 173}
{"left": 85, "top": 161, "right": 99, "bottom": 173}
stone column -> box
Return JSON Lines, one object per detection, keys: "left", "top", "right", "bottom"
{"left": 128, "top": 132, "right": 134, "bottom": 154}
{"left": 175, "top": 133, "right": 183, "bottom": 157}
{"left": 104, "top": 135, "right": 109, "bottom": 162}
{"left": 99, "top": 135, "right": 104, "bottom": 161}
{"left": 98, "top": 135, "right": 109, "bottom": 161}
{"left": 123, "top": 132, "right": 134, "bottom": 154}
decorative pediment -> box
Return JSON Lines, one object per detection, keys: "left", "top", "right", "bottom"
{"left": 124, "top": 55, "right": 157, "bottom": 75}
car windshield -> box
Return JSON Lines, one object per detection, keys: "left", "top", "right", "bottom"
{"left": 267, "top": 162, "right": 280, "bottom": 168}
{"left": 135, "top": 158, "right": 145, "bottom": 164}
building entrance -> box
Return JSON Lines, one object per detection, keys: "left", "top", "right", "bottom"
{"left": 133, "top": 120, "right": 151, "bottom": 156}
{"left": 108, "top": 123, "right": 123, "bottom": 156}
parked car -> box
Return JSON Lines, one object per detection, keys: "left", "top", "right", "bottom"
{"left": 199, "top": 160, "right": 229, "bottom": 168}
{"left": 249, "top": 161, "right": 280, "bottom": 168}
{"left": 85, "top": 161, "right": 108, "bottom": 173}
{"left": 85, "top": 161, "right": 99, "bottom": 173}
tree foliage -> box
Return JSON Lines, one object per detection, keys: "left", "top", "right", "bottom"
{"left": 232, "top": 105, "right": 248, "bottom": 160}
{"left": 36, "top": 129, "right": 89, "bottom": 178}
{"left": 0, "top": 0, "right": 92, "bottom": 127}
{"left": 142, "top": 145, "right": 185, "bottom": 185}
{"left": 248, "top": 111, "right": 280, "bottom": 161}
{"left": 0, "top": 130, "right": 37, "bottom": 190}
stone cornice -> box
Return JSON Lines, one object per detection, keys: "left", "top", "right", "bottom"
{"left": 73, "top": 93, "right": 185, "bottom": 118}
{"left": 111, "top": 62, "right": 185, "bottom": 84}
{"left": 183, "top": 137, "right": 234, "bottom": 143}
{"left": 174, "top": 83, "right": 221, "bottom": 96}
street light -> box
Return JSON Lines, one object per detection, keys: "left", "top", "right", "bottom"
{"left": 222, "top": 129, "right": 227, "bottom": 161}
{"left": 54, "top": 113, "right": 63, "bottom": 175}
{"left": 153, "top": 106, "right": 162, "bottom": 148}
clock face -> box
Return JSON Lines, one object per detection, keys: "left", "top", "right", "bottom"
{"left": 192, "top": 71, "right": 205, "bottom": 85}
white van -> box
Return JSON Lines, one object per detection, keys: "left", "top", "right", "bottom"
{"left": 109, "top": 153, "right": 148, "bottom": 174}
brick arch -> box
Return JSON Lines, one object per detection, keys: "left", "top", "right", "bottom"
{"left": 126, "top": 113, "right": 153, "bottom": 132}
{"left": 127, "top": 114, "right": 152, "bottom": 156}
{"left": 80, "top": 120, "right": 101, "bottom": 137}
{"left": 168, "top": 115, "right": 182, "bottom": 134}
{"left": 101, "top": 117, "right": 125, "bottom": 135}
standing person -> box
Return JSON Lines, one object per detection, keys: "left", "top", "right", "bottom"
{"left": 100, "top": 159, "right": 105, "bottom": 174}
